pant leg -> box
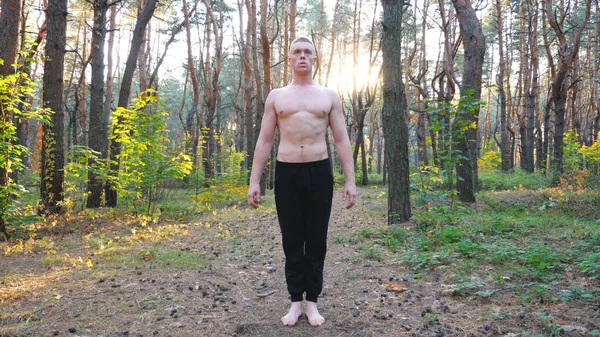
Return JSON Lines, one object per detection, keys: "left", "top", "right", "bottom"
{"left": 274, "top": 164, "right": 305, "bottom": 302}
{"left": 304, "top": 161, "right": 334, "bottom": 302}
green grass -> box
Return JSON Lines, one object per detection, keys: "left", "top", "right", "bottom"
{"left": 155, "top": 249, "right": 208, "bottom": 269}
{"left": 348, "top": 182, "right": 600, "bottom": 303}
{"left": 331, "top": 235, "right": 347, "bottom": 244}
{"left": 479, "top": 170, "right": 554, "bottom": 191}
{"left": 362, "top": 245, "right": 384, "bottom": 261}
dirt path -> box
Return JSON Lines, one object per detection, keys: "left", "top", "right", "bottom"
{"left": 1, "top": 187, "right": 596, "bottom": 336}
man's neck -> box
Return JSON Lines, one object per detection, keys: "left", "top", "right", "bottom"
{"left": 291, "top": 73, "right": 314, "bottom": 86}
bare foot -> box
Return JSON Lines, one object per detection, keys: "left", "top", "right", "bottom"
{"left": 305, "top": 301, "right": 325, "bottom": 326}
{"left": 281, "top": 302, "right": 303, "bottom": 326}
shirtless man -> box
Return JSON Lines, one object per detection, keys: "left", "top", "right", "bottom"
{"left": 247, "top": 36, "right": 357, "bottom": 327}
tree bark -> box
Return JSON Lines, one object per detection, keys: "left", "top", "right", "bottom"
{"left": 452, "top": 0, "right": 485, "bottom": 202}
{"left": 495, "top": 0, "right": 510, "bottom": 172}
{"left": 381, "top": 0, "right": 411, "bottom": 224}
{"left": 544, "top": 0, "right": 592, "bottom": 175}
{"left": 40, "top": 0, "right": 68, "bottom": 214}
{"left": 0, "top": 0, "right": 22, "bottom": 235}
{"left": 242, "top": 0, "right": 255, "bottom": 174}
{"left": 202, "top": 0, "right": 225, "bottom": 178}
{"left": 86, "top": 0, "right": 109, "bottom": 208}
{"left": 289, "top": 0, "right": 296, "bottom": 42}
{"left": 183, "top": 0, "right": 201, "bottom": 173}
{"left": 0, "top": 0, "right": 21, "bottom": 76}
{"left": 523, "top": 0, "right": 539, "bottom": 172}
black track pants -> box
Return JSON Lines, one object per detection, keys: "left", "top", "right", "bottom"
{"left": 274, "top": 158, "right": 334, "bottom": 303}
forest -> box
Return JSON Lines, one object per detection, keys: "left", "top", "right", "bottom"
{"left": 1, "top": 0, "right": 599, "bottom": 336}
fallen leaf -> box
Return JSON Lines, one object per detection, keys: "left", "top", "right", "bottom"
{"left": 385, "top": 283, "right": 406, "bottom": 292}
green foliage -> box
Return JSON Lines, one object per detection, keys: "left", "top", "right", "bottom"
{"left": 363, "top": 245, "right": 384, "bottom": 261}
{"left": 109, "top": 90, "right": 192, "bottom": 215}
{"left": 479, "top": 170, "right": 553, "bottom": 191}
{"left": 426, "top": 93, "right": 483, "bottom": 187}
{"left": 563, "top": 131, "right": 600, "bottom": 176}
{"left": 578, "top": 242, "right": 600, "bottom": 280}
{"left": 64, "top": 145, "right": 111, "bottom": 210}
{"left": 563, "top": 132, "right": 584, "bottom": 172}
{"left": 384, "top": 183, "right": 600, "bottom": 303}
{"left": 0, "top": 59, "right": 50, "bottom": 237}
{"left": 192, "top": 147, "right": 247, "bottom": 213}
{"left": 580, "top": 139, "right": 600, "bottom": 166}
{"left": 519, "top": 244, "right": 562, "bottom": 280}
{"left": 478, "top": 149, "right": 501, "bottom": 173}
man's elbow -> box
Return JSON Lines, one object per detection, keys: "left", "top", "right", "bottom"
{"left": 334, "top": 138, "right": 350, "bottom": 148}
{"left": 257, "top": 139, "right": 274, "bottom": 151}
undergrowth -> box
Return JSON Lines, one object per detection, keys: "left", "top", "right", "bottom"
{"left": 347, "top": 171, "right": 600, "bottom": 305}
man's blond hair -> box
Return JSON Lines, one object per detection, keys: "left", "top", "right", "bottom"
{"left": 289, "top": 36, "right": 316, "bottom": 54}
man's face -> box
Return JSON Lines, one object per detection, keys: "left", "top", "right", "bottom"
{"left": 289, "top": 41, "right": 317, "bottom": 74}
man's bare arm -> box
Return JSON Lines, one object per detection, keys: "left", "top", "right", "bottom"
{"left": 328, "top": 89, "right": 357, "bottom": 209}
{"left": 248, "top": 91, "right": 278, "bottom": 208}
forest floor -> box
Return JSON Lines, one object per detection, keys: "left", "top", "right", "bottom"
{"left": 1, "top": 185, "right": 599, "bottom": 337}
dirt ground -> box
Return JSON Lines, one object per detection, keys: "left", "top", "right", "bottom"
{"left": 0, "top": 187, "right": 598, "bottom": 336}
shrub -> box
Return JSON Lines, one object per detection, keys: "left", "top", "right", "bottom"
{"left": 110, "top": 90, "right": 192, "bottom": 215}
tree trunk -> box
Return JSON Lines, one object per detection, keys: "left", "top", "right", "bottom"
{"left": 40, "top": 0, "right": 68, "bottom": 214}
{"left": 260, "top": 0, "right": 272, "bottom": 94}
{"left": 517, "top": 0, "right": 533, "bottom": 172}
{"left": 105, "top": 3, "right": 116, "bottom": 129}
{"left": 381, "top": 0, "right": 411, "bottom": 224}
{"left": 544, "top": 0, "right": 592, "bottom": 175}
{"left": 86, "top": 0, "right": 109, "bottom": 208}
{"left": 259, "top": 0, "right": 273, "bottom": 188}
{"left": 137, "top": 0, "right": 151, "bottom": 93}
{"left": 0, "top": 0, "right": 22, "bottom": 235}
{"left": 413, "top": 0, "right": 430, "bottom": 167}
{"left": 289, "top": 0, "right": 296, "bottom": 42}
{"left": 452, "top": 0, "right": 485, "bottom": 202}
{"left": 524, "top": 0, "right": 539, "bottom": 173}
{"left": 183, "top": 0, "right": 201, "bottom": 174}
{"left": 324, "top": 0, "right": 340, "bottom": 87}
{"left": 594, "top": 4, "right": 600, "bottom": 143}
{"left": 434, "top": 0, "right": 457, "bottom": 178}
{"left": 247, "top": 0, "right": 266, "bottom": 193}
{"left": 242, "top": 0, "right": 255, "bottom": 174}
{"left": 495, "top": 0, "right": 510, "bottom": 172}
{"left": 105, "top": 0, "right": 158, "bottom": 207}
{"left": 0, "top": 0, "right": 21, "bottom": 76}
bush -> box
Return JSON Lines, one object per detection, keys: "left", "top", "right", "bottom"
{"left": 110, "top": 90, "right": 192, "bottom": 215}
{"left": 1, "top": 58, "right": 49, "bottom": 238}
{"left": 478, "top": 149, "right": 501, "bottom": 173}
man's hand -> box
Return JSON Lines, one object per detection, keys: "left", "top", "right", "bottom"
{"left": 247, "top": 183, "right": 261, "bottom": 208}
{"left": 343, "top": 184, "right": 357, "bottom": 209}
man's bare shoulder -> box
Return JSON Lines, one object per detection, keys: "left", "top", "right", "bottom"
{"left": 267, "top": 87, "right": 285, "bottom": 98}
{"left": 320, "top": 86, "right": 341, "bottom": 103}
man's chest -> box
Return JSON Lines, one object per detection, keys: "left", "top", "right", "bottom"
{"left": 275, "top": 94, "right": 332, "bottom": 118}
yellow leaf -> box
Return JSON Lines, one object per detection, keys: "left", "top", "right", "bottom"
{"left": 87, "top": 259, "right": 94, "bottom": 268}
{"left": 385, "top": 283, "right": 406, "bottom": 292}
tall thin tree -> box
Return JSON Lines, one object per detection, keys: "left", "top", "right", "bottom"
{"left": 86, "top": 0, "right": 110, "bottom": 208}
{"left": 544, "top": 0, "right": 592, "bottom": 175}
{"left": 381, "top": 0, "right": 411, "bottom": 224}
{"left": 451, "top": 0, "right": 485, "bottom": 202}
{"left": 40, "top": 0, "right": 68, "bottom": 213}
